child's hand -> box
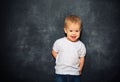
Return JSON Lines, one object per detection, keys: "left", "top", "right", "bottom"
{"left": 79, "top": 71, "right": 82, "bottom": 75}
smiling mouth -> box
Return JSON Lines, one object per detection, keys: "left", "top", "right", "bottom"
{"left": 71, "top": 36, "right": 76, "bottom": 39}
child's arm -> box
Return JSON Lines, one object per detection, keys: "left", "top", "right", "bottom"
{"left": 79, "top": 57, "right": 85, "bottom": 75}
{"left": 52, "top": 50, "right": 58, "bottom": 59}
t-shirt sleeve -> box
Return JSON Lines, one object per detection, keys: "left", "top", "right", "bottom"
{"left": 52, "top": 40, "right": 59, "bottom": 52}
{"left": 79, "top": 44, "right": 86, "bottom": 57}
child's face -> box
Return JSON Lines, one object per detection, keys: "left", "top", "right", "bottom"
{"left": 64, "top": 23, "right": 81, "bottom": 42}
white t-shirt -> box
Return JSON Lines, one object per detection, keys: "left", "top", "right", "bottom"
{"left": 53, "top": 37, "right": 86, "bottom": 75}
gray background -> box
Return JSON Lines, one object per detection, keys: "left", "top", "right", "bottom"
{"left": 0, "top": 0, "right": 120, "bottom": 82}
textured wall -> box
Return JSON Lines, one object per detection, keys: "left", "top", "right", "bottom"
{"left": 0, "top": 0, "right": 120, "bottom": 82}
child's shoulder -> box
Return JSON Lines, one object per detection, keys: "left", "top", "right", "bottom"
{"left": 78, "top": 40, "right": 86, "bottom": 47}
{"left": 53, "top": 37, "right": 65, "bottom": 45}
{"left": 55, "top": 37, "right": 66, "bottom": 42}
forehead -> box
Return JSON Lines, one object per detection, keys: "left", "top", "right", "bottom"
{"left": 67, "top": 23, "right": 80, "bottom": 29}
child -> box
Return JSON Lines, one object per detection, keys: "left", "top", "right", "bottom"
{"left": 52, "top": 15, "right": 86, "bottom": 82}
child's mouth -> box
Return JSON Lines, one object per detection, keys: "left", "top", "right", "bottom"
{"left": 71, "top": 36, "right": 76, "bottom": 39}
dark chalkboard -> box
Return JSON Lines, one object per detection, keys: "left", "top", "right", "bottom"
{"left": 0, "top": 0, "right": 120, "bottom": 82}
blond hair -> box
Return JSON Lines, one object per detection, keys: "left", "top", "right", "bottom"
{"left": 64, "top": 15, "right": 82, "bottom": 29}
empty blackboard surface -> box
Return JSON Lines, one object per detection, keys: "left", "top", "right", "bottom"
{"left": 0, "top": 0, "right": 120, "bottom": 82}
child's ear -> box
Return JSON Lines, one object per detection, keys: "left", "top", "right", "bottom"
{"left": 64, "top": 28, "right": 67, "bottom": 33}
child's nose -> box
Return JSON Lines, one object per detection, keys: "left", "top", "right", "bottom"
{"left": 72, "top": 31, "right": 76, "bottom": 34}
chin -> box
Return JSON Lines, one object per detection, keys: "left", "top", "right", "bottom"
{"left": 71, "top": 39, "right": 78, "bottom": 42}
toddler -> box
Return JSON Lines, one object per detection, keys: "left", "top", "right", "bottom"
{"left": 52, "top": 15, "right": 86, "bottom": 82}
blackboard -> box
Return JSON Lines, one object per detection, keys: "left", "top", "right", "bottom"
{"left": 0, "top": 0, "right": 120, "bottom": 82}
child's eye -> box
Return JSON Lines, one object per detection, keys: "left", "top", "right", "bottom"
{"left": 76, "top": 30, "right": 79, "bottom": 32}
{"left": 69, "top": 30, "right": 72, "bottom": 32}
